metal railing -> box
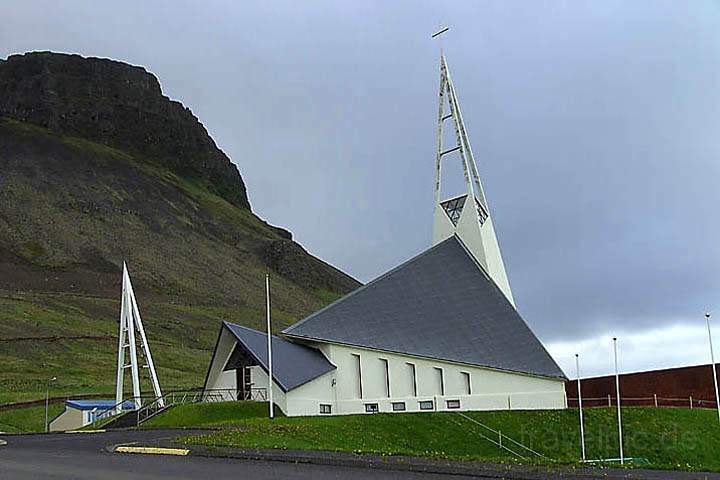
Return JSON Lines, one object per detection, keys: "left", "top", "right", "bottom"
{"left": 134, "top": 388, "right": 269, "bottom": 426}
{"left": 81, "top": 388, "right": 271, "bottom": 429}
{"left": 202, "top": 387, "right": 268, "bottom": 403}
{"left": 87, "top": 397, "right": 143, "bottom": 427}
{"left": 451, "top": 412, "right": 548, "bottom": 461}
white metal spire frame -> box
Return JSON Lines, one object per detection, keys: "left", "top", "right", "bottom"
{"left": 115, "top": 262, "right": 164, "bottom": 412}
{"left": 434, "top": 54, "right": 488, "bottom": 212}
{"left": 431, "top": 43, "right": 515, "bottom": 305}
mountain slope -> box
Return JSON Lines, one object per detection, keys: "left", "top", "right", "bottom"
{"left": 0, "top": 52, "right": 360, "bottom": 403}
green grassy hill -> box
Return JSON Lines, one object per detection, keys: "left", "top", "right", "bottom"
{"left": 144, "top": 402, "right": 720, "bottom": 473}
{"left": 0, "top": 403, "right": 64, "bottom": 434}
{"left": 0, "top": 293, "right": 285, "bottom": 405}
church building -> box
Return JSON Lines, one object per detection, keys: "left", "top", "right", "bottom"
{"left": 202, "top": 54, "right": 567, "bottom": 416}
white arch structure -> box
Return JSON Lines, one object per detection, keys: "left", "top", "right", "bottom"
{"left": 115, "top": 262, "right": 163, "bottom": 412}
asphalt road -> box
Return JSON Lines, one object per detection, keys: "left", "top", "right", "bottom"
{"left": 0, "top": 430, "right": 477, "bottom": 480}
{"left": 2, "top": 430, "right": 720, "bottom": 480}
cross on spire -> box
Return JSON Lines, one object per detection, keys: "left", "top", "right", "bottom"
{"left": 431, "top": 25, "right": 450, "bottom": 55}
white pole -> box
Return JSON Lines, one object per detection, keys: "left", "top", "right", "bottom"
{"left": 116, "top": 263, "right": 128, "bottom": 413}
{"left": 44, "top": 385, "right": 49, "bottom": 433}
{"left": 266, "top": 274, "right": 274, "bottom": 419}
{"left": 705, "top": 313, "right": 720, "bottom": 424}
{"left": 44, "top": 377, "right": 56, "bottom": 433}
{"left": 126, "top": 268, "right": 164, "bottom": 407}
{"left": 575, "top": 354, "right": 586, "bottom": 462}
{"left": 121, "top": 265, "right": 142, "bottom": 409}
{"left": 613, "top": 337, "right": 624, "bottom": 465}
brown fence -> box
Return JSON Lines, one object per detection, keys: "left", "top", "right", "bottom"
{"left": 566, "top": 363, "right": 720, "bottom": 410}
{"left": 567, "top": 395, "right": 718, "bottom": 409}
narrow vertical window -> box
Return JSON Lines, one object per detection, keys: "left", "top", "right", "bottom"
{"left": 352, "top": 353, "right": 363, "bottom": 399}
{"left": 406, "top": 362, "right": 417, "bottom": 397}
{"left": 434, "top": 367, "right": 444, "bottom": 396}
{"left": 462, "top": 372, "right": 471, "bottom": 395}
{"left": 380, "top": 358, "right": 390, "bottom": 397}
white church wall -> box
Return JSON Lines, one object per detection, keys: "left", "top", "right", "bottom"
{"left": 248, "top": 365, "right": 288, "bottom": 413}
{"left": 203, "top": 328, "right": 238, "bottom": 401}
{"left": 284, "top": 370, "right": 336, "bottom": 416}
{"left": 202, "top": 330, "right": 564, "bottom": 417}
{"left": 282, "top": 342, "right": 565, "bottom": 416}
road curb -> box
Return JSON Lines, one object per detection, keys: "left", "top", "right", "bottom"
{"left": 116, "top": 446, "right": 189, "bottom": 456}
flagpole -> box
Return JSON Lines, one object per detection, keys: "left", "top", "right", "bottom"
{"left": 266, "top": 274, "right": 274, "bottom": 419}
{"left": 705, "top": 313, "right": 720, "bottom": 424}
{"left": 575, "top": 354, "right": 586, "bottom": 462}
{"left": 613, "top": 337, "right": 624, "bottom": 465}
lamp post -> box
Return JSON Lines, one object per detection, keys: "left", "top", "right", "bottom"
{"left": 705, "top": 313, "right": 720, "bottom": 424}
{"left": 45, "top": 376, "right": 57, "bottom": 433}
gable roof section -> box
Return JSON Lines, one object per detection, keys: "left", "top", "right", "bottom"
{"left": 283, "top": 236, "right": 565, "bottom": 379}
{"left": 224, "top": 322, "right": 336, "bottom": 392}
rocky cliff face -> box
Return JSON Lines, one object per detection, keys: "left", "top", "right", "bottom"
{"left": 0, "top": 51, "right": 249, "bottom": 209}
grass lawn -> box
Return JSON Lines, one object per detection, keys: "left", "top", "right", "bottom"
{"left": 0, "top": 404, "right": 65, "bottom": 433}
{"left": 159, "top": 402, "right": 720, "bottom": 472}
{"left": 142, "top": 401, "right": 283, "bottom": 428}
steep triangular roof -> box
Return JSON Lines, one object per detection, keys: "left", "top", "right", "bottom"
{"left": 224, "top": 322, "right": 335, "bottom": 392}
{"left": 283, "top": 236, "right": 565, "bottom": 379}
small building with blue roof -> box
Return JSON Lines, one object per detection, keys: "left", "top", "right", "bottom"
{"left": 49, "top": 399, "right": 134, "bottom": 431}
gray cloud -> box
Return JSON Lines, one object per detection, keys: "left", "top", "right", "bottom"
{"left": 2, "top": 1, "right": 719, "bottom": 369}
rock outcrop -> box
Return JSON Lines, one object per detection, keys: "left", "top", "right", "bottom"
{"left": 0, "top": 51, "right": 249, "bottom": 209}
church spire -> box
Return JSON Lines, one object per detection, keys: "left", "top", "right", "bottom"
{"left": 432, "top": 54, "right": 515, "bottom": 306}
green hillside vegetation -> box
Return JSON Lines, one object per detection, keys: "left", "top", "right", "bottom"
{"left": 146, "top": 403, "right": 720, "bottom": 473}
{"left": 0, "top": 403, "right": 64, "bottom": 434}
{"left": 0, "top": 293, "right": 296, "bottom": 405}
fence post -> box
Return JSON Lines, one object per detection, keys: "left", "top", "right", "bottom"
{"left": 654, "top": 394, "right": 658, "bottom": 408}
{"left": 499, "top": 431, "right": 502, "bottom": 448}
{"left": 608, "top": 394, "right": 611, "bottom": 407}
{"left": 690, "top": 396, "right": 693, "bottom": 409}
{"left": 508, "top": 395, "right": 511, "bottom": 410}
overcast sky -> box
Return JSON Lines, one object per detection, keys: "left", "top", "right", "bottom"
{"left": 2, "top": 0, "right": 719, "bottom": 377}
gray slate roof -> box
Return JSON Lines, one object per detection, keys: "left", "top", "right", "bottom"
{"left": 224, "top": 322, "right": 336, "bottom": 392}
{"left": 283, "top": 236, "right": 566, "bottom": 379}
